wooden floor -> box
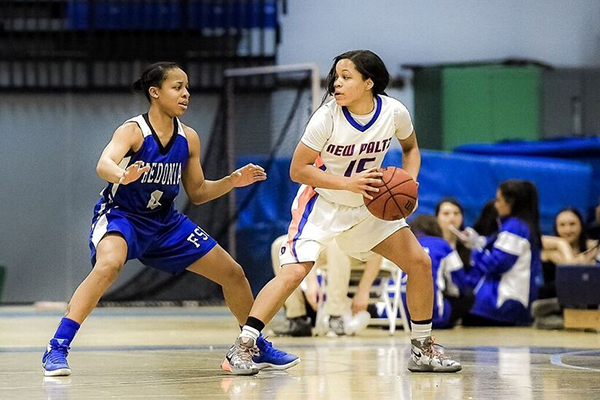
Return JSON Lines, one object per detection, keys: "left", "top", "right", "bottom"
{"left": 1, "top": 306, "right": 599, "bottom": 400}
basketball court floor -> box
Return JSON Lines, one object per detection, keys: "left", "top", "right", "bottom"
{"left": 1, "top": 306, "right": 599, "bottom": 399}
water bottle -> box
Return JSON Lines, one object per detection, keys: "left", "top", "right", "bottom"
{"left": 345, "top": 311, "right": 371, "bottom": 336}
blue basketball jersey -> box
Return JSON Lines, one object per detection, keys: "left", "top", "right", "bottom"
{"left": 100, "top": 113, "right": 189, "bottom": 215}
{"left": 469, "top": 217, "right": 542, "bottom": 325}
{"left": 90, "top": 114, "right": 217, "bottom": 273}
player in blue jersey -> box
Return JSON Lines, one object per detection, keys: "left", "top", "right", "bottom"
{"left": 42, "top": 62, "right": 298, "bottom": 377}
{"left": 462, "top": 180, "right": 543, "bottom": 326}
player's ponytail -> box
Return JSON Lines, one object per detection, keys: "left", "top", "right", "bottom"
{"left": 132, "top": 61, "right": 180, "bottom": 102}
{"left": 132, "top": 78, "right": 144, "bottom": 94}
{"left": 323, "top": 50, "right": 390, "bottom": 103}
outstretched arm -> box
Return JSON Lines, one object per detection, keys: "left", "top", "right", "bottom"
{"left": 96, "top": 123, "right": 149, "bottom": 184}
{"left": 352, "top": 254, "right": 382, "bottom": 315}
{"left": 182, "top": 126, "right": 266, "bottom": 205}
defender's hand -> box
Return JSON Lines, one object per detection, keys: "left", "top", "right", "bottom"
{"left": 119, "top": 161, "right": 150, "bottom": 185}
{"left": 230, "top": 163, "right": 267, "bottom": 188}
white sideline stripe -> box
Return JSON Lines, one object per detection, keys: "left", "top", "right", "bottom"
{"left": 551, "top": 351, "right": 600, "bottom": 372}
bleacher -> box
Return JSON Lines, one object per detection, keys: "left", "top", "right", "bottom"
{"left": 0, "top": 0, "right": 282, "bottom": 91}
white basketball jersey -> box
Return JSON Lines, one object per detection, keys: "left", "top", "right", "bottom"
{"left": 301, "top": 95, "right": 414, "bottom": 207}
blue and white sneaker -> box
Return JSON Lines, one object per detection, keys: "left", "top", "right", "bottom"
{"left": 254, "top": 335, "right": 300, "bottom": 370}
{"left": 42, "top": 339, "right": 71, "bottom": 377}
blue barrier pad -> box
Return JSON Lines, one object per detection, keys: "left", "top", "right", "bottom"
{"left": 455, "top": 137, "right": 600, "bottom": 158}
{"left": 405, "top": 150, "right": 592, "bottom": 233}
{"left": 234, "top": 150, "right": 592, "bottom": 235}
{"left": 455, "top": 137, "right": 600, "bottom": 207}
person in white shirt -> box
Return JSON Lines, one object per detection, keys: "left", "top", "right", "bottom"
{"left": 226, "top": 50, "right": 461, "bottom": 374}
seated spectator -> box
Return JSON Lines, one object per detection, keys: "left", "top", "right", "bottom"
{"left": 545, "top": 207, "right": 599, "bottom": 265}
{"left": 270, "top": 235, "right": 379, "bottom": 337}
{"left": 402, "top": 215, "right": 473, "bottom": 329}
{"left": 540, "top": 208, "right": 598, "bottom": 299}
{"left": 533, "top": 208, "right": 599, "bottom": 329}
{"left": 435, "top": 198, "right": 472, "bottom": 269}
{"left": 461, "top": 180, "right": 543, "bottom": 327}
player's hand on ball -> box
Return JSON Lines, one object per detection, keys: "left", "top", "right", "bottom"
{"left": 345, "top": 168, "right": 383, "bottom": 200}
{"left": 230, "top": 163, "right": 267, "bottom": 187}
{"left": 119, "top": 161, "right": 150, "bottom": 185}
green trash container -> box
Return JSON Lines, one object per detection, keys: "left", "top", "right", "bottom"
{"left": 408, "top": 62, "right": 543, "bottom": 151}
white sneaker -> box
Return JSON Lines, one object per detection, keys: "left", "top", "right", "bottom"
{"left": 221, "top": 337, "right": 259, "bottom": 375}
{"left": 408, "top": 336, "right": 462, "bottom": 373}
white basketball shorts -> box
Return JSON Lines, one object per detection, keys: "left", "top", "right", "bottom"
{"left": 279, "top": 184, "right": 408, "bottom": 266}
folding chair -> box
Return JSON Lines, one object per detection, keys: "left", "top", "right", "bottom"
{"left": 314, "top": 258, "right": 410, "bottom": 336}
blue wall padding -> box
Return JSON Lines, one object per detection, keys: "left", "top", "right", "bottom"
{"left": 236, "top": 150, "right": 592, "bottom": 234}
{"left": 455, "top": 137, "right": 600, "bottom": 208}
{"left": 405, "top": 150, "right": 592, "bottom": 234}
{"left": 455, "top": 137, "right": 600, "bottom": 158}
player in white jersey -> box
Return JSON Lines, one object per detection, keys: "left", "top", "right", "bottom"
{"left": 228, "top": 50, "right": 461, "bottom": 373}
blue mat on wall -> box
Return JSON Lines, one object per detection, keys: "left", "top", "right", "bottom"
{"left": 455, "top": 137, "right": 600, "bottom": 209}
{"left": 236, "top": 150, "right": 592, "bottom": 233}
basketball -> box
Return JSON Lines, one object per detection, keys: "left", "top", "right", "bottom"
{"left": 364, "top": 167, "right": 418, "bottom": 221}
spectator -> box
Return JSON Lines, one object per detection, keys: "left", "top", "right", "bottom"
{"left": 533, "top": 208, "right": 599, "bottom": 329}
{"left": 552, "top": 208, "right": 598, "bottom": 264}
{"left": 435, "top": 198, "right": 471, "bottom": 269}
{"left": 461, "top": 180, "right": 543, "bottom": 326}
{"left": 404, "top": 215, "right": 474, "bottom": 329}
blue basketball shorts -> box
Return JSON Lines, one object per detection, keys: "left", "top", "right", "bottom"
{"left": 89, "top": 202, "right": 217, "bottom": 274}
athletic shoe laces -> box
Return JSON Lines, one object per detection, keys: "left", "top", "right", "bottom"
{"left": 236, "top": 340, "right": 259, "bottom": 362}
{"left": 47, "top": 344, "right": 69, "bottom": 365}
{"left": 421, "top": 336, "right": 450, "bottom": 361}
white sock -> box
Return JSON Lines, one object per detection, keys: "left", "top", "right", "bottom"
{"left": 240, "top": 325, "right": 260, "bottom": 343}
{"left": 411, "top": 321, "right": 432, "bottom": 343}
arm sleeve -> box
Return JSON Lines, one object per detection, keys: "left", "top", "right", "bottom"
{"left": 472, "top": 219, "right": 531, "bottom": 276}
{"left": 300, "top": 105, "right": 334, "bottom": 152}
{"left": 393, "top": 104, "right": 414, "bottom": 140}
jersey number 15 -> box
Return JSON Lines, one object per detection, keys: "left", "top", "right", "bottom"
{"left": 343, "top": 157, "right": 376, "bottom": 177}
